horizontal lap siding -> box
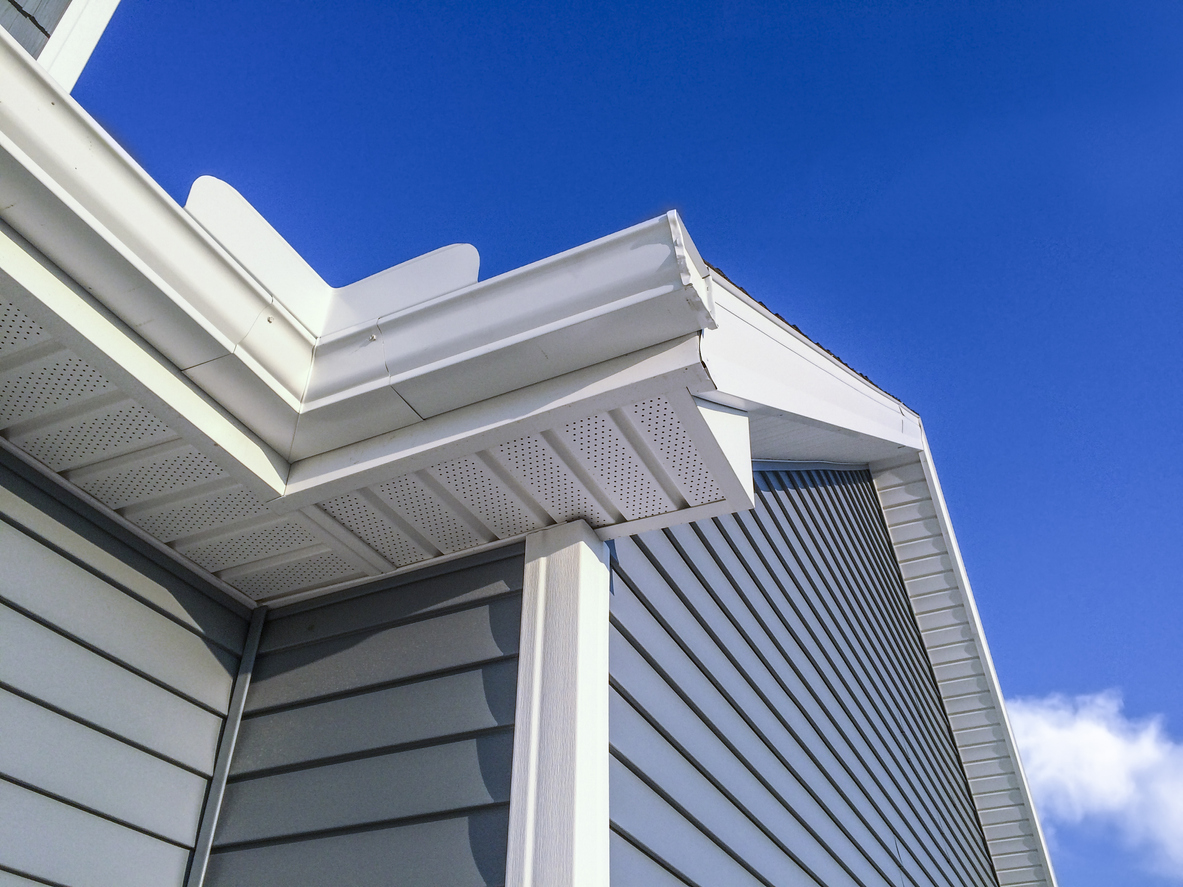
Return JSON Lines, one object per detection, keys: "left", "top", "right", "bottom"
{"left": 207, "top": 547, "right": 525, "bottom": 887}
{"left": 608, "top": 468, "right": 997, "bottom": 887}
{"left": 0, "top": 457, "right": 248, "bottom": 887}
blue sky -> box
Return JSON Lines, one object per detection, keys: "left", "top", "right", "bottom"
{"left": 74, "top": 2, "right": 1183, "bottom": 882}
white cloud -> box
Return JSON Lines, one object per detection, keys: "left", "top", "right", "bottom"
{"left": 1008, "top": 690, "right": 1183, "bottom": 879}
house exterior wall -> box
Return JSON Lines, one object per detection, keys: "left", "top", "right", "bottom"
{"left": 0, "top": 452, "right": 250, "bottom": 887}
{"left": 205, "top": 545, "right": 525, "bottom": 887}
{"left": 1, "top": 446, "right": 1014, "bottom": 887}
{"left": 607, "top": 467, "right": 998, "bottom": 886}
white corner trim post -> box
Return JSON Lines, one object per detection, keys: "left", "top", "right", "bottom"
{"left": 506, "top": 521, "right": 611, "bottom": 887}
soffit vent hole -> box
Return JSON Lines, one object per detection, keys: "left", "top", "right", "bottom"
{"left": 561, "top": 414, "right": 669, "bottom": 519}
{"left": 77, "top": 447, "right": 227, "bottom": 510}
{"left": 493, "top": 434, "right": 612, "bottom": 526}
{"left": 320, "top": 494, "right": 428, "bottom": 567}
{"left": 132, "top": 486, "right": 270, "bottom": 542}
{"left": 0, "top": 353, "right": 111, "bottom": 428}
{"left": 374, "top": 475, "right": 483, "bottom": 554}
{"left": 627, "top": 397, "right": 723, "bottom": 507}
{"left": 183, "top": 521, "right": 319, "bottom": 573}
{"left": 431, "top": 456, "right": 540, "bottom": 539}
{"left": 13, "top": 403, "right": 175, "bottom": 472}
{"left": 231, "top": 551, "right": 360, "bottom": 600}
{"left": 0, "top": 300, "right": 47, "bottom": 356}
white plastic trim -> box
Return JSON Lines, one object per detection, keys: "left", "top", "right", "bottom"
{"left": 36, "top": 0, "right": 122, "bottom": 92}
{"left": 702, "top": 275, "right": 924, "bottom": 451}
{"left": 871, "top": 442, "right": 1059, "bottom": 887}
{"left": 0, "top": 38, "right": 717, "bottom": 463}
{"left": 507, "top": 521, "right": 610, "bottom": 887}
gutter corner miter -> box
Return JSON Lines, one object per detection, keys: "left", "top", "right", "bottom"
{"left": 666, "top": 209, "right": 717, "bottom": 331}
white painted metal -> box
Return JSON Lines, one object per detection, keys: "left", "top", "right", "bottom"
{"left": 0, "top": 44, "right": 717, "bottom": 463}
{"left": 701, "top": 274, "right": 924, "bottom": 464}
{"left": 34, "top": 0, "right": 122, "bottom": 91}
{"left": 185, "top": 175, "right": 482, "bottom": 337}
{"left": 872, "top": 448, "right": 1058, "bottom": 887}
{"left": 186, "top": 607, "right": 266, "bottom": 887}
{"left": 507, "top": 521, "right": 610, "bottom": 887}
{"left": 0, "top": 292, "right": 750, "bottom": 602}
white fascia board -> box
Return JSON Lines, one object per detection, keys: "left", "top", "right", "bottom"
{"left": 871, "top": 440, "right": 1059, "bottom": 887}
{"left": 691, "top": 397, "right": 754, "bottom": 505}
{"left": 701, "top": 274, "right": 923, "bottom": 452}
{"left": 35, "top": 0, "right": 123, "bottom": 93}
{"left": 276, "top": 334, "right": 715, "bottom": 509}
{"left": 0, "top": 42, "right": 716, "bottom": 464}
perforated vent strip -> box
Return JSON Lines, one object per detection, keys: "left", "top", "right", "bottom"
{"left": 230, "top": 551, "right": 361, "bottom": 600}
{"left": 627, "top": 397, "right": 723, "bottom": 507}
{"left": 560, "top": 414, "right": 671, "bottom": 520}
{"left": 374, "top": 475, "right": 484, "bottom": 554}
{"left": 181, "top": 520, "right": 320, "bottom": 573}
{"left": 12, "top": 402, "right": 177, "bottom": 472}
{"left": 0, "top": 353, "right": 111, "bottom": 428}
{"left": 430, "top": 456, "right": 541, "bottom": 539}
{"left": 130, "top": 486, "right": 271, "bottom": 542}
{"left": 493, "top": 434, "right": 613, "bottom": 527}
{"left": 0, "top": 300, "right": 47, "bottom": 357}
{"left": 319, "top": 493, "right": 429, "bottom": 567}
{"left": 74, "top": 447, "right": 228, "bottom": 510}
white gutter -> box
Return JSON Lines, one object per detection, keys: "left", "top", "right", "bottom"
{"left": 0, "top": 30, "right": 715, "bottom": 463}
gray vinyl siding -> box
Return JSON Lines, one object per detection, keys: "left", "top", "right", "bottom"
{"left": 206, "top": 546, "right": 525, "bottom": 887}
{"left": 0, "top": 0, "right": 72, "bottom": 57}
{"left": 608, "top": 468, "right": 997, "bottom": 887}
{"left": 0, "top": 455, "right": 250, "bottom": 887}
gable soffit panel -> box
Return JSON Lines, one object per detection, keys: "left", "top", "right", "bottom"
{"left": 871, "top": 450, "right": 1058, "bottom": 887}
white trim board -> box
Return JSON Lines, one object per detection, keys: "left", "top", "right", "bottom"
{"left": 507, "top": 521, "right": 610, "bottom": 887}
{"left": 36, "top": 0, "right": 123, "bottom": 92}
{"left": 871, "top": 448, "right": 1058, "bottom": 887}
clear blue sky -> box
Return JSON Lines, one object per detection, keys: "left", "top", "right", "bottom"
{"left": 74, "top": 3, "right": 1183, "bottom": 883}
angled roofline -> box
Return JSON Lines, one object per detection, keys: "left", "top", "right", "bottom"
{"left": 873, "top": 445, "right": 1058, "bottom": 887}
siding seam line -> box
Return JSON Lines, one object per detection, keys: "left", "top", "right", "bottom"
{"left": 0, "top": 595, "right": 228, "bottom": 717}
{"left": 0, "top": 775, "right": 191, "bottom": 850}
{"left": 185, "top": 607, "right": 267, "bottom": 887}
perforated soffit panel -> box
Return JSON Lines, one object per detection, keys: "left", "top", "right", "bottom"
{"left": 0, "top": 298, "right": 741, "bottom": 604}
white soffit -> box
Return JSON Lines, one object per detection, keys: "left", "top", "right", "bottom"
{"left": 872, "top": 450, "right": 1058, "bottom": 887}
{"left": 0, "top": 276, "right": 752, "bottom": 604}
